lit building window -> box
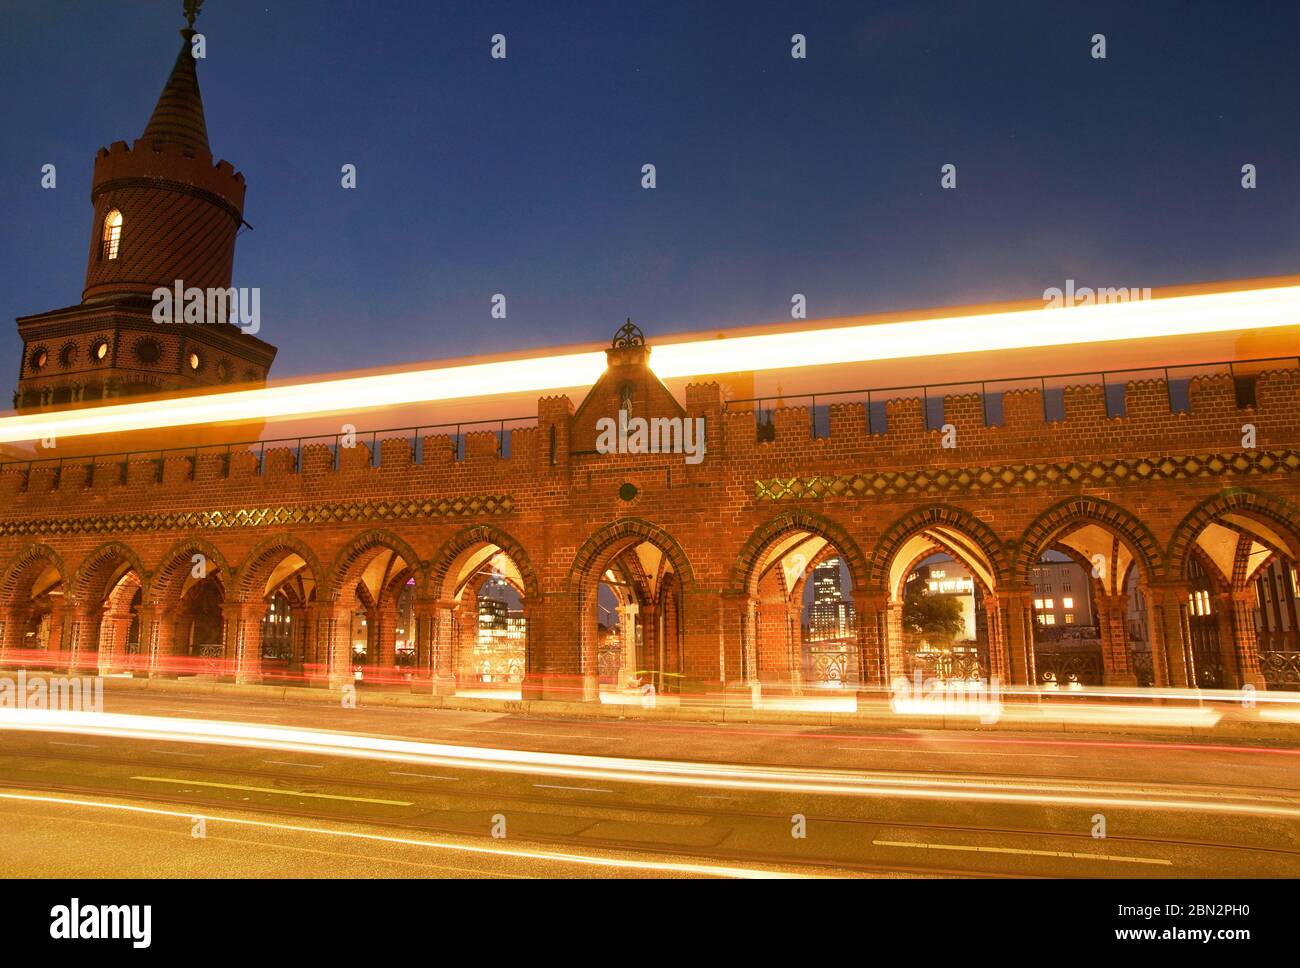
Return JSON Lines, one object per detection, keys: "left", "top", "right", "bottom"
{"left": 1062, "top": 597, "right": 1073, "bottom": 609}
{"left": 102, "top": 209, "right": 123, "bottom": 260}
{"left": 1044, "top": 598, "right": 1054, "bottom": 609}
{"left": 1064, "top": 613, "right": 1074, "bottom": 624}
{"left": 1043, "top": 614, "right": 1056, "bottom": 625}
{"left": 1033, "top": 598, "right": 1044, "bottom": 610}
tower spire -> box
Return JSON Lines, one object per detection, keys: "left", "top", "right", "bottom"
{"left": 141, "top": 3, "right": 210, "bottom": 153}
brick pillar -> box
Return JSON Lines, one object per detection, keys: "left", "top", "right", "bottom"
{"left": 0, "top": 604, "right": 32, "bottom": 665}
{"left": 980, "top": 592, "right": 1010, "bottom": 682}
{"left": 222, "top": 601, "right": 268, "bottom": 684}
{"left": 135, "top": 604, "right": 161, "bottom": 677}
{"left": 854, "top": 591, "right": 888, "bottom": 687}
{"left": 46, "top": 603, "right": 66, "bottom": 659}
{"left": 641, "top": 602, "right": 660, "bottom": 690}
{"left": 446, "top": 600, "right": 473, "bottom": 684}
{"left": 1147, "top": 582, "right": 1193, "bottom": 687}
{"left": 98, "top": 608, "right": 133, "bottom": 676}
{"left": 616, "top": 602, "right": 639, "bottom": 688}
{"left": 755, "top": 594, "right": 790, "bottom": 687}
{"left": 996, "top": 586, "right": 1036, "bottom": 686}
{"left": 885, "top": 600, "right": 907, "bottom": 682}
{"left": 1095, "top": 591, "right": 1138, "bottom": 686}
{"left": 786, "top": 600, "right": 804, "bottom": 695}
{"left": 65, "top": 603, "right": 104, "bottom": 674}
{"left": 1221, "top": 590, "right": 1267, "bottom": 690}
{"left": 313, "top": 603, "right": 354, "bottom": 688}
{"left": 373, "top": 600, "right": 399, "bottom": 672}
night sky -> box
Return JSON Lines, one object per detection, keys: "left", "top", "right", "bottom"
{"left": 2, "top": 0, "right": 1297, "bottom": 386}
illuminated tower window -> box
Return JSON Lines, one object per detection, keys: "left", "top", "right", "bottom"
{"left": 101, "top": 209, "right": 123, "bottom": 260}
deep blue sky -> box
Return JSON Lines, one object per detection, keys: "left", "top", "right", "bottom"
{"left": 2, "top": 0, "right": 1297, "bottom": 383}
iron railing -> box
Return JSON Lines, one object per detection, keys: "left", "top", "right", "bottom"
{"left": 0, "top": 415, "right": 535, "bottom": 486}
{"left": 727, "top": 354, "right": 1300, "bottom": 439}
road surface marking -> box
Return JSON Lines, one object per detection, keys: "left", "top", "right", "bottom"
{"left": 47, "top": 741, "right": 98, "bottom": 749}
{"left": 534, "top": 784, "right": 613, "bottom": 794}
{"left": 130, "top": 775, "right": 412, "bottom": 807}
{"left": 0, "top": 792, "right": 809, "bottom": 878}
{"left": 872, "top": 839, "right": 1172, "bottom": 866}
{"left": 150, "top": 749, "right": 204, "bottom": 757}
{"left": 836, "top": 747, "right": 1075, "bottom": 758}
{"left": 389, "top": 771, "right": 459, "bottom": 781}
{"left": 262, "top": 760, "right": 325, "bottom": 769}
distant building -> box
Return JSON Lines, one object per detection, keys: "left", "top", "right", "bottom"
{"left": 807, "top": 559, "right": 855, "bottom": 641}
{"left": 1031, "top": 557, "right": 1094, "bottom": 629}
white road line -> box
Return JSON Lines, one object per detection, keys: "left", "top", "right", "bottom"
{"left": 534, "top": 784, "right": 613, "bottom": 794}
{"left": 262, "top": 760, "right": 324, "bottom": 769}
{"left": 150, "top": 749, "right": 204, "bottom": 757}
{"left": 47, "top": 741, "right": 97, "bottom": 749}
{"left": 389, "top": 771, "right": 459, "bottom": 781}
{"left": 836, "top": 747, "right": 1076, "bottom": 758}
{"left": 872, "top": 838, "right": 1172, "bottom": 866}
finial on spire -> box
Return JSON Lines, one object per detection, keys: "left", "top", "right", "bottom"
{"left": 184, "top": 0, "right": 204, "bottom": 30}
{"left": 612, "top": 318, "right": 645, "bottom": 349}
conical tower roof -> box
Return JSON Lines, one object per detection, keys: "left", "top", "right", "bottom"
{"left": 140, "top": 29, "right": 210, "bottom": 153}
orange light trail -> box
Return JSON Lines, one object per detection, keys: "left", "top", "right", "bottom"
{"left": 1, "top": 283, "right": 1298, "bottom": 443}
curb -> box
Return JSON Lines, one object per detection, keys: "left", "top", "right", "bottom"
{"left": 84, "top": 675, "right": 1300, "bottom": 745}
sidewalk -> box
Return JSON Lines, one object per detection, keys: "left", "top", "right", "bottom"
{"left": 83, "top": 674, "right": 1300, "bottom": 744}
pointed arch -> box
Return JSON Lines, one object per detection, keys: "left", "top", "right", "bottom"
{"left": 567, "top": 518, "right": 696, "bottom": 592}
{"left": 233, "top": 534, "right": 326, "bottom": 603}
{"left": 0, "top": 544, "right": 69, "bottom": 603}
{"left": 425, "top": 524, "right": 539, "bottom": 601}
{"left": 868, "top": 504, "right": 1008, "bottom": 596}
{"left": 1166, "top": 488, "right": 1300, "bottom": 579}
{"left": 148, "top": 537, "right": 233, "bottom": 607}
{"left": 1015, "top": 497, "right": 1165, "bottom": 585}
{"left": 68, "top": 541, "right": 149, "bottom": 605}
{"left": 325, "top": 529, "right": 424, "bottom": 601}
{"left": 727, "top": 510, "right": 865, "bottom": 596}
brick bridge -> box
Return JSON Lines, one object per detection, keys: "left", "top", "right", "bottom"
{"left": 2, "top": 331, "right": 1299, "bottom": 700}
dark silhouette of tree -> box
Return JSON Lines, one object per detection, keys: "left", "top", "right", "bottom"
{"left": 902, "top": 585, "right": 965, "bottom": 645}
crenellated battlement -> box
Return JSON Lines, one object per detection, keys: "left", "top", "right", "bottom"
{"left": 1, "top": 362, "right": 1296, "bottom": 520}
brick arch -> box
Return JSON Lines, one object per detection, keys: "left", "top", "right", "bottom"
{"left": 148, "top": 537, "right": 233, "bottom": 607}
{"left": 567, "top": 518, "right": 696, "bottom": 593}
{"left": 233, "top": 534, "right": 325, "bottom": 603}
{"left": 425, "top": 524, "right": 539, "bottom": 600}
{"left": 1166, "top": 488, "right": 1300, "bottom": 580}
{"left": 0, "top": 544, "right": 70, "bottom": 603}
{"left": 325, "top": 529, "right": 424, "bottom": 601}
{"left": 727, "top": 510, "right": 866, "bottom": 596}
{"left": 68, "top": 541, "right": 149, "bottom": 605}
{"left": 1014, "top": 497, "right": 1165, "bottom": 585}
{"left": 868, "top": 504, "right": 1008, "bottom": 593}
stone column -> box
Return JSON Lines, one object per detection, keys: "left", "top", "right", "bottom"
{"left": 785, "top": 600, "right": 804, "bottom": 695}
{"left": 1147, "top": 581, "right": 1193, "bottom": 687}
{"left": 1095, "top": 591, "right": 1138, "bottom": 686}
{"left": 222, "top": 601, "right": 269, "bottom": 684}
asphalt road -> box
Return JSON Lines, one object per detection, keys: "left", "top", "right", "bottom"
{"left": 1, "top": 690, "right": 1297, "bottom": 878}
